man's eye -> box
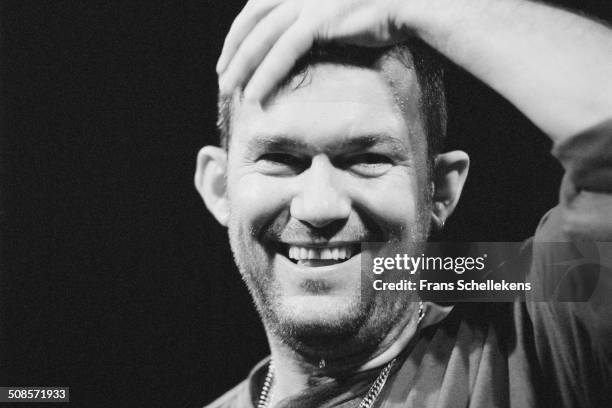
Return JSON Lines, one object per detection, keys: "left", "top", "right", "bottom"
{"left": 344, "top": 153, "right": 392, "bottom": 176}
{"left": 256, "top": 153, "right": 305, "bottom": 174}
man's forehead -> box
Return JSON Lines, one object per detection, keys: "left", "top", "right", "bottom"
{"left": 230, "top": 61, "right": 424, "bottom": 148}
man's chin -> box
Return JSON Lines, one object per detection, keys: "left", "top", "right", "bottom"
{"left": 265, "top": 295, "right": 374, "bottom": 356}
{"left": 278, "top": 295, "right": 365, "bottom": 329}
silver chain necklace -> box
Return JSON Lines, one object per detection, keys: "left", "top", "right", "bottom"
{"left": 258, "top": 301, "right": 425, "bottom": 408}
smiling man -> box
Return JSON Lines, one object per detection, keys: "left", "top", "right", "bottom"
{"left": 197, "top": 0, "right": 612, "bottom": 407}
{"left": 198, "top": 43, "right": 467, "bottom": 375}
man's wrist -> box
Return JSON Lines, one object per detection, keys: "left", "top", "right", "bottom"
{"left": 394, "top": 0, "right": 476, "bottom": 41}
{"left": 394, "top": 0, "right": 518, "bottom": 54}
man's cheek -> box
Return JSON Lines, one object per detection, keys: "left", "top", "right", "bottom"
{"left": 228, "top": 174, "right": 293, "bottom": 228}
{"left": 362, "top": 191, "right": 418, "bottom": 229}
{"left": 357, "top": 171, "right": 419, "bottom": 217}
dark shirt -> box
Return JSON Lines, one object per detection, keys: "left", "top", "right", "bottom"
{"left": 205, "top": 119, "right": 612, "bottom": 408}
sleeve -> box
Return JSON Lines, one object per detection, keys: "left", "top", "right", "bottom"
{"left": 525, "top": 118, "right": 612, "bottom": 407}
{"left": 552, "top": 118, "right": 612, "bottom": 241}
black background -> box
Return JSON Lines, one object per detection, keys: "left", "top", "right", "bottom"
{"left": 1, "top": 1, "right": 610, "bottom": 407}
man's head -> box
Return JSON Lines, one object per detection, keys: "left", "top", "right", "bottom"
{"left": 196, "top": 40, "right": 469, "bottom": 362}
{"left": 218, "top": 40, "right": 448, "bottom": 173}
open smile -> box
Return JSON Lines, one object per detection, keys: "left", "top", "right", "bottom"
{"left": 278, "top": 243, "right": 362, "bottom": 267}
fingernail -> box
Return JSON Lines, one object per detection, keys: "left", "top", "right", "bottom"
{"left": 243, "top": 85, "right": 259, "bottom": 102}
{"left": 216, "top": 58, "right": 225, "bottom": 74}
{"left": 218, "top": 75, "right": 228, "bottom": 94}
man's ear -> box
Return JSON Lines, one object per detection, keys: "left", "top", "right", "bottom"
{"left": 194, "top": 146, "right": 230, "bottom": 227}
{"left": 431, "top": 150, "right": 470, "bottom": 229}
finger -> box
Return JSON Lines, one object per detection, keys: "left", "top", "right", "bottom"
{"left": 217, "top": 0, "right": 286, "bottom": 74}
{"left": 219, "top": 1, "right": 299, "bottom": 95}
{"left": 244, "top": 20, "right": 314, "bottom": 101}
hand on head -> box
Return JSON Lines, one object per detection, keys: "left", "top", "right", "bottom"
{"left": 216, "top": 0, "right": 408, "bottom": 101}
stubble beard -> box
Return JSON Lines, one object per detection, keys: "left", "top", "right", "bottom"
{"left": 227, "top": 200, "right": 432, "bottom": 364}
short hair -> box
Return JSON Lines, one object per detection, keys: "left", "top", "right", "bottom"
{"left": 216, "top": 38, "right": 447, "bottom": 163}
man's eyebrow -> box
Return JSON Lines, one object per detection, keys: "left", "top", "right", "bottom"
{"left": 247, "top": 135, "right": 309, "bottom": 152}
{"left": 337, "top": 134, "right": 410, "bottom": 154}
{"left": 247, "top": 133, "right": 410, "bottom": 154}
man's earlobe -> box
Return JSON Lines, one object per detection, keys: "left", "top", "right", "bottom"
{"left": 195, "top": 146, "right": 230, "bottom": 226}
{"left": 431, "top": 150, "right": 470, "bottom": 230}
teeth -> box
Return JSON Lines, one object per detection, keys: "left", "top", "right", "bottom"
{"left": 287, "top": 245, "right": 356, "bottom": 261}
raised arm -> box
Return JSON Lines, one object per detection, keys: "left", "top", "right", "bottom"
{"left": 217, "top": 0, "right": 612, "bottom": 142}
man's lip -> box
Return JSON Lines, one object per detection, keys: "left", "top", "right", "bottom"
{"left": 275, "top": 250, "right": 363, "bottom": 277}
{"left": 276, "top": 241, "right": 363, "bottom": 248}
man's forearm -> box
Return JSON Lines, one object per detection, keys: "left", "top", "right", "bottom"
{"left": 403, "top": 0, "right": 612, "bottom": 142}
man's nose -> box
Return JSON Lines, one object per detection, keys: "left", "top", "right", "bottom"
{"left": 290, "top": 155, "right": 351, "bottom": 228}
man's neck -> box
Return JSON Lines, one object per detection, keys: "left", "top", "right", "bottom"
{"left": 263, "top": 302, "right": 451, "bottom": 405}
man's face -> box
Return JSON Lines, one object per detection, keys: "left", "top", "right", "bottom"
{"left": 226, "top": 61, "right": 431, "bottom": 356}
